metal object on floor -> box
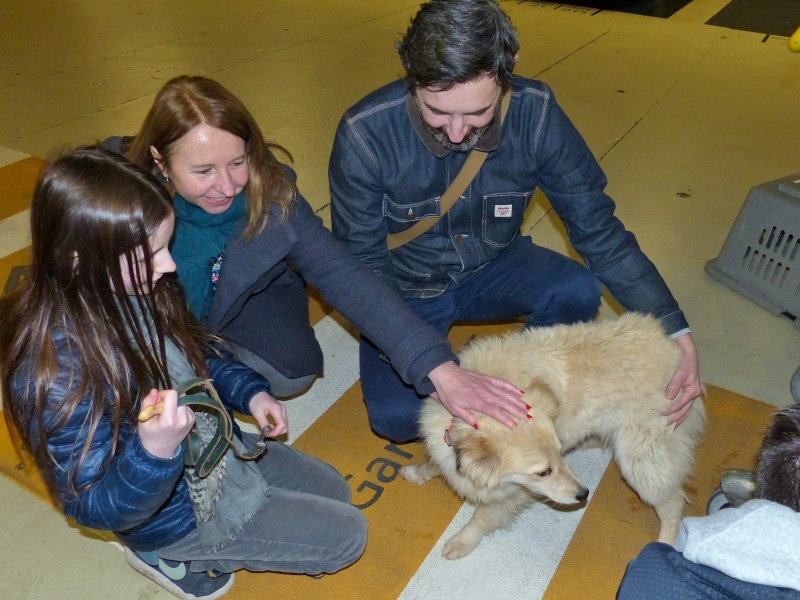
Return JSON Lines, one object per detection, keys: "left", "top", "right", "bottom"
{"left": 707, "top": 468, "right": 756, "bottom": 515}
{"left": 792, "top": 366, "right": 800, "bottom": 403}
{"left": 705, "top": 173, "right": 800, "bottom": 329}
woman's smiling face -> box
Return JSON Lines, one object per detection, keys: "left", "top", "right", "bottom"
{"left": 155, "top": 123, "right": 249, "bottom": 214}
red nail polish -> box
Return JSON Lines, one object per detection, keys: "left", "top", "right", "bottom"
{"left": 473, "top": 423, "right": 479, "bottom": 430}
{"left": 526, "top": 414, "right": 532, "bottom": 420}
{"left": 525, "top": 404, "right": 531, "bottom": 410}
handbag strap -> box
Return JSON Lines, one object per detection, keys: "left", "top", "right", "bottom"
{"left": 138, "top": 377, "right": 271, "bottom": 478}
{"left": 386, "top": 90, "right": 512, "bottom": 251}
{"left": 176, "top": 377, "right": 271, "bottom": 478}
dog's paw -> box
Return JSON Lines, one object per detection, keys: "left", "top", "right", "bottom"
{"left": 442, "top": 531, "right": 481, "bottom": 560}
{"left": 400, "top": 464, "right": 427, "bottom": 485}
{"left": 401, "top": 460, "right": 441, "bottom": 484}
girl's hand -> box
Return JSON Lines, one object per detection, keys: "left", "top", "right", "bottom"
{"left": 137, "top": 388, "right": 195, "bottom": 459}
{"left": 248, "top": 391, "right": 287, "bottom": 437}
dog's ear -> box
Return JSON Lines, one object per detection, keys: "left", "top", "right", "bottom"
{"left": 453, "top": 433, "right": 504, "bottom": 489}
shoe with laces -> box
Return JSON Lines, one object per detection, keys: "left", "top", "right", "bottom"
{"left": 124, "top": 547, "right": 234, "bottom": 600}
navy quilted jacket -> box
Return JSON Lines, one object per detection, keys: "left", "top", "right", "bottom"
{"left": 9, "top": 328, "right": 269, "bottom": 552}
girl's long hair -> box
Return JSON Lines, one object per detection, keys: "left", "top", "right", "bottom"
{"left": 128, "top": 75, "right": 295, "bottom": 239}
{"left": 0, "top": 146, "right": 209, "bottom": 496}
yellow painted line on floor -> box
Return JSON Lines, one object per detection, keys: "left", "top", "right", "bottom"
{"left": 0, "top": 156, "right": 43, "bottom": 221}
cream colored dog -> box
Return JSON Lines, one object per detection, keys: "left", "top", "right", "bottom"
{"left": 400, "top": 313, "right": 706, "bottom": 560}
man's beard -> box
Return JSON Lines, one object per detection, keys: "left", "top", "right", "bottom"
{"left": 424, "top": 122, "right": 490, "bottom": 152}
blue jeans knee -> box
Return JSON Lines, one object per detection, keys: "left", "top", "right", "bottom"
{"left": 525, "top": 267, "right": 601, "bottom": 327}
{"left": 359, "top": 337, "right": 422, "bottom": 442}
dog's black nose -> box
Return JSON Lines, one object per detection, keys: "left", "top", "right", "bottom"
{"left": 576, "top": 486, "right": 589, "bottom": 502}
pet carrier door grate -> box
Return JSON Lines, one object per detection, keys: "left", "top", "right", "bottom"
{"left": 705, "top": 173, "right": 800, "bottom": 329}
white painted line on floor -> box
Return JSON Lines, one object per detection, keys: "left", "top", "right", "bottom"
{"left": 0, "top": 210, "right": 31, "bottom": 259}
{"left": 0, "top": 147, "right": 29, "bottom": 169}
{"left": 399, "top": 447, "right": 613, "bottom": 600}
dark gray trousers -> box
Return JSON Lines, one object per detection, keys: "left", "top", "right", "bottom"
{"left": 158, "top": 437, "right": 367, "bottom": 576}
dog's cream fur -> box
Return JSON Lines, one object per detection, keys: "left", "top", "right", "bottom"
{"left": 400, "top": 313, "right": 706, "bottom": 559}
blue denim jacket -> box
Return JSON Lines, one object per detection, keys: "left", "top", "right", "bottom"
{"left": 329, "top": 76, "right": 688, "bottom": 335}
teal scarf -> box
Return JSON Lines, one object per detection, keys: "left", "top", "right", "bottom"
{"left": 171, "top": 192, "right": 248, "bottom": 319}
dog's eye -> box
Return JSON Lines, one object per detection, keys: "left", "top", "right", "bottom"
{"left": 536, "top": 468, "right": 552, "bottom": 477}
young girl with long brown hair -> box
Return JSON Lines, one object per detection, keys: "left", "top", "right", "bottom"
{"left": 0, "top": 147, "right": 366, "bottom": 600}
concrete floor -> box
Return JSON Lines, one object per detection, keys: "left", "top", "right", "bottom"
{"left": 1, "top": 1, "right": 799, "bottom": 598}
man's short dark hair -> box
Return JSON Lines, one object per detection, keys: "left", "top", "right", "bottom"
{"left": 755, "top": 405, "right": 800, "bottom": 511}
{"left": 396, "top": 0, "right": 520, "bottom": 90}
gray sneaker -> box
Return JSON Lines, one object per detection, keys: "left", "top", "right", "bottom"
{"left": 124, "top": 547, "right": 234, "bottom": 600}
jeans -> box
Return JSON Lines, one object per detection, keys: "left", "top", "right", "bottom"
{"left": 158, "top": 437, "right": 367, "bottom": 575}
{"left": 617, "top": 543, "right": 800, "bottom": 600}
{"left": 360, "top": 236, "right": 601, "bottom": 442}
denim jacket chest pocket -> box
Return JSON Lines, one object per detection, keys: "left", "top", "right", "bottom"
{"left": 383, "top": 195, "right": 441, "bottom": 229}
{"left": 482, "top": 191, "right": 534, "bottom": 247}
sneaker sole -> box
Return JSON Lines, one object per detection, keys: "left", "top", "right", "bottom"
{"left": 124, "top": 547, "right": 234, "bottom": 600}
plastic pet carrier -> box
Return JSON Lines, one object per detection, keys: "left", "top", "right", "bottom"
{"left": 705, "top": 173, "right": 800, "bottom": 329}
